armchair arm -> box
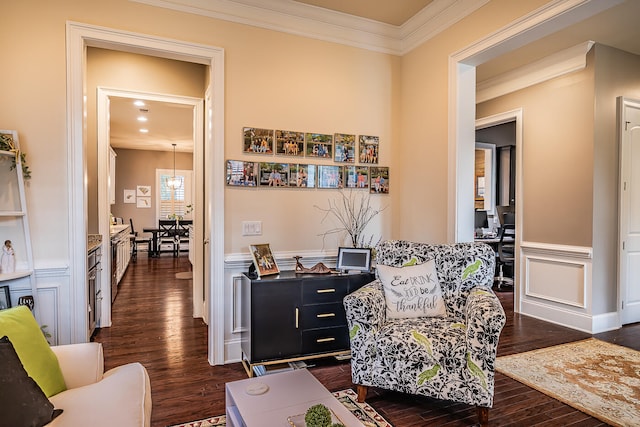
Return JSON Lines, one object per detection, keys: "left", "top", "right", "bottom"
{"left": 51, "top": 342, "right": 104, "bottom": 390}
{"left": 343, "top": 280, "right": 386, "bottom": 334}
{"left": 464, "top": 288, "right": 506, "bottom": 396}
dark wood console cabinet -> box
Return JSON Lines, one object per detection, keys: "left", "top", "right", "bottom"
{"left": 240, "top": 271, "right": 374, "bottom": 376}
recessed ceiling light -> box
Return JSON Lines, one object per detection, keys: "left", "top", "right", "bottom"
{"left": 139, "top": 128, "right": 149, "bottom": 133}
{"left": 137, "top": 116, "right": 148, "bottom": 122}
{"left": 134, "top": 100, "right": 145, "bottom": 107}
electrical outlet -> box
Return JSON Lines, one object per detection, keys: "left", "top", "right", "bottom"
{"left": 242, "top": 221, "right": 262, "bottom": 236}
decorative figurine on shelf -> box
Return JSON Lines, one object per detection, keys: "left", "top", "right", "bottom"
{"left": 294, "top": 255, "right": 304, "bottom": 272}
{"left": 293, "top": 256, "right": 336, "bottom": 275}
{"left": 1, "top": 240, "right": 15, "bottom": 274}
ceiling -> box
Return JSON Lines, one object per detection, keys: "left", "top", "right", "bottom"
{"left": 111, "top": 0, "right": 640, "bottom": 153}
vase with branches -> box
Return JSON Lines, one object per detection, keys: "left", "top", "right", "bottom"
{"left": 315, "top": 189, "right": 386, "bottom": 249}
{"left": 0, "top": 132, "right": 31, "bottom": 180}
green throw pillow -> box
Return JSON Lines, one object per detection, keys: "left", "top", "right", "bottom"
{"left": 0, "top": 306, "right": 66, "bottom": 397}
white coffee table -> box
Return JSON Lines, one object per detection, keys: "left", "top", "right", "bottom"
{"left": 225, "top": 369, "right": 365, "bottom": 427}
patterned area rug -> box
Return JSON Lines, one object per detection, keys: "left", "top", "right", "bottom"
{"left": 169, "top": 388, "right": 391, "bottom": 427}
{"left": 496, "top": 338, "right": 640, "bottom": 427}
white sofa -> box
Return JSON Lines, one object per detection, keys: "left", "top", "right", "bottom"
{"left": 47, "top": 342, "right": 152, "bottom": 427}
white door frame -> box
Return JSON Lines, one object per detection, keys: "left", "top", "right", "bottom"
{"left": 618, "top": 96, "right": 640, "bottom": 325}
{"left": 66, "top": 22, "right": 226, "bottom": 365}
{"left": 97, "top": 88, "right": 204, "bottom": 326}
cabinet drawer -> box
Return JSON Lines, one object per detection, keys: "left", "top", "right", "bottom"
{"left": 301, "top": 327, "right": 349, "bottom": 354}
{"left": 300, "top": 303, "right": 346, "bottom": 329}
{"left": 302, "top": 277, "right": 349, "bottom": 304}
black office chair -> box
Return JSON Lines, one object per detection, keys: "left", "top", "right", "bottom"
{"left": 494, "top": 212, "right": 515, "bottom": 291}
{"left": 129, "top": 219, "right": 151, "bottom": 262}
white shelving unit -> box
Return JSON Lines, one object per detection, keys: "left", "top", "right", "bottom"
{"left": 0, "top": 130, "right": 39, "bottom": 320}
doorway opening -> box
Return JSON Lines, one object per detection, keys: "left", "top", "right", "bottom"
{"left": 66, "top": 22, "right": 225, "bottom": 364}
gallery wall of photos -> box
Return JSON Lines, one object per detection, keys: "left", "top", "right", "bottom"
{"left": 225, "top": 127, "right": 390, "bottom": 194}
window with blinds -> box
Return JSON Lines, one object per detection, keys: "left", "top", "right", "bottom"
{"left": 156, "top": 169, "right": 193, "bottom": 222}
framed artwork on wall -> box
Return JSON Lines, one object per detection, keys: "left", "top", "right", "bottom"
{"left": 317, "top": 165, "right": 343, "bottom": 189}
{"left": 370, "top": 166, "right": 390, "bottom": 194}
{"left": 258, "top": 162, "right": 289, "bottom": 187}
{"left": 305, "top": 133, "right": 333, "bottom": 158}
{"left": 0, "top": 286, "right": 11, "bottom": 310}
{"left": 243, "top": 127, "right": 274, "bottom": 154}
{"left": 358, "top": 135, "right": 379, "bottom": 164}
{"left": 136, "top": 185, "right": 151, "bottom": 197}
{"left": 249, "top": 243, "right": 279, "bottom": 277}
{"left": 275, "top": 130, "right": 304, "bottom": 156}
{"left": 334, "top": 133, "right": 356, "bottom": 163}
{"left": 289, "top": 164, "right": 315, "bottom": 188}
{"left": 226, "top": 160, "right": 258, "bottom": 186}
{"left": 344, "top": 165, "right": 369, "bottom": 189}
{"left": 137, "top": 197, "right": 151, "bottom": 208}
{"left": 124, "top": 189, "right": 136, "bottom": 203}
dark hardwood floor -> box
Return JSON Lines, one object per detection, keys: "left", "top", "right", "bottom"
{"left": 93, "top": 255, "right": 640, "bottom": 427}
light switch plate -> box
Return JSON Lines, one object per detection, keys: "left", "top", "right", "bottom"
{"left": 242, "top": 221, "right": 262, "bottom": 236}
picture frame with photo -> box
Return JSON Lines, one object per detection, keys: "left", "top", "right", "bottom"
{"left": 124, "top": 189, "right": 136, "bottom": 204}
{"left": 344, "top": 165, "right": 369, "bottom": 189}
{"left": 275, "top": 130, "right": 304, "bottom": 157}
{"left": 258, "top": 162, "right": 289, "bottom": 187}
{"left": 317, "top": 165, "right": 343, "bottom": 189}
{"left": 334, "top": 133, "right": 356, "bottom": 163}
{"left": 305, "top": 133, "right": 333, "bottom": 158}
{"left": 243, "top": 127, "right": 274, "bottom": 154}
{"left": 289, "top": 164, "right": 316, "bottom": 188}
{"left": 369, "top": 166, "right": 390, "bottom": 194}
{"left": 249, "top": 243, "right": 279, "bottom": 277}
{"left": 358, "top": 135, "right": 379, "bottom": 164}
{"left": 226, "top": 160, "right": 258, "bottom": 187}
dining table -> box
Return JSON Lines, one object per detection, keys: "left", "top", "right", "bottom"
{"left": 142, "top": 227, "right": 162, "bottom": 257}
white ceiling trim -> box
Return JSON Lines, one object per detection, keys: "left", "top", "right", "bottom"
{"left": 130, "top": 0, "right": 486, "bottom": 55}
{"left": 476, "top": 41, "right": 595, "bottom": 103}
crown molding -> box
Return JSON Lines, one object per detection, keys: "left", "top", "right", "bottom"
{"left": 476, "top": 41, "right": 595, "bottom": 103}
{"left": 130, "top": 0, "right": 486, "bottom": 55}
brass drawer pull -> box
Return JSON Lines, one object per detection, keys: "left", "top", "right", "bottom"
{"left": 295, "top": 308, "right": 299, "bottom": 329}
{"left": 316, "top": 313, "right": 336, "bottom": 318}
{"left": 316, "top": 337, "right": 336, "bottom": 343}
{"left": 316, "top": 288, "right": 336, "bottom": 293}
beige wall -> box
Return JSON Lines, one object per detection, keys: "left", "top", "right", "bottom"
{"left": 86, "top": 47, "right": 206, "bottom": 233}
{"left": 477, "top": 50, "right": 596, "bottom": 247}
{"left": 110, "top": 148, "right": 193, "bottom": 231}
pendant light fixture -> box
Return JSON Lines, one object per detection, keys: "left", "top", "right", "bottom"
{"left": 166, "top": 143, "right": 182, "bottom": 190}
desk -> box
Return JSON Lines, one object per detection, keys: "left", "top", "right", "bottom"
{"left": 142, "top": 228, "right": 161, "bottom": 257}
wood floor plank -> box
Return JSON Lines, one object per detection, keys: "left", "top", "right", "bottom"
{"left": 93, "top": 254, "right": 635, "bottom": 426}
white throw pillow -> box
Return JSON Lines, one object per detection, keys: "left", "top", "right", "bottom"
{"left": 378, "top": 260, "right": 447, "bottom": 319}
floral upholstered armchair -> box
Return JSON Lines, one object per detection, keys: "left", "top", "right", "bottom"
{"left": 343, "top": 240, "right": 506, "bottom": 426}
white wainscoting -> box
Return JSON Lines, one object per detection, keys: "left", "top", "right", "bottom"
{"left": 223, "top": 250, "right": 337, "bottom": 364}
{"left": 518, "top": 241, "right": 616, "bottom": 333}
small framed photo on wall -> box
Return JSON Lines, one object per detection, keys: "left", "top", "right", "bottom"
{"left": 243, "top": 127, "right": 274, "bottom": 154}
{"left": 359, "top": 135, "right": 379, "bottom": 164}
{"left": 258, "top": 162, "right": 289, "bottom": 187}
{"left": 370, "top": 166, "right": 389, "bottom": 194}
{"left": 226, "top": 160, "right": 258, "bottom": 187}
{"left": 305, "top": 133, "right": 333, "bottom": 158}
{"left": 124, "top": 189, "right": 136, "bottom": 204}
{"left": 317, "top": 165, "right": 343, "bottom": 189}
{"left": 289, "top": 164, "right": 315, "bottom": 188}
{"left": 275, "top": 130, "right": 304, "bottom": 157}
{"left": 344, "top": 165, "right": 369, "bottom": 189}
{"left": 334, "top": 133, "right": 356, "bottom": 163}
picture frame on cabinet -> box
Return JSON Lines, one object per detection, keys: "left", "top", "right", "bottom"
{"left": 358, "top": 135, "right": 379, "bottom": 164}
{"left": 243, "top": 127, "right": 274, "bottom": 154}
{"left": 275, "top": 130, "right": 304, "bottom": 157}
{"left": 305, "top": 133, "right": 333, "bottom": 158}
{"left": 334, "top": 133, "right": 356, "bottom": 163}
{"left": 249, "top": 243, "right": 279, "bottom": 277}
{"left": 124, "top": 189, "right": 136, "bottom": 204}
{"left": 0, "top": 286, "right": 11, "bottom": 310}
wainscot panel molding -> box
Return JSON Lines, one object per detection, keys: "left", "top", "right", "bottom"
{"left": 519, "top": 241, "right": 616, "bottom": 333}
{"left": 131, "top": 0, "right": 487, "bottom": 55}
{"left": 223, "top": 249, "right": 339, "bottom": 363}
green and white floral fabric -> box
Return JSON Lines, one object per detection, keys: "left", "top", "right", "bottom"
{"left": 344, "top": 240, "right": 506, "bottom": 408}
